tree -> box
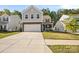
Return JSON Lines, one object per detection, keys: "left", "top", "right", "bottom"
{"left": 12, "top": 10, "right": 22, "bottom": 19}
{"left": 42, "top": 8, "right": 50, "bottom": 15}
{"left": 50, "top": 11, "right": 58, "bottom": 25}
{"left": 42, "top": 8, "right": 59, "bottom": 25}
{"left": 57, "top": 9, "right": 63, "bottom": 19}
{"left": 4, "top": 9, "right": 11, "bottom": 15}
{"left": 64, "top": 18, "right": 78, "bottom": 32}
{"left": 0, "top": 11, "right": 5, "bottom": 16}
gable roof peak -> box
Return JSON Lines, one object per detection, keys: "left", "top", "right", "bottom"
{"left": 29, "top": 5, "right": 35, "bottom": 8}
{"left": 59, "top": 15, "right": 69, "bottom": 21}
{"left": 2, "top": 13, "right": 9, "bottom": 16}
{"left": 22, "top": 5, "right": 43, "bottom": 14}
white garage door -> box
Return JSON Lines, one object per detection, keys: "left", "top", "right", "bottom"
{"left": 24, "top": 24, "right": 41, "bottom": 32}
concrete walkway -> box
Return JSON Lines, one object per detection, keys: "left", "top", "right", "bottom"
{"left": 45, "top": 39, "right": 79, "bottom": 45}
{"left": 0, "top": 32, "right": 52, "bottom": 53}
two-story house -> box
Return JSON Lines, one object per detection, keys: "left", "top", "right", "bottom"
{"left": 21, "top": 5, "right": 53, "bottom": 32}
{"left": 0, "top": 5, "right": 53, "bottom": 32}
{"left": 0, "top": 14, "right": 21, "bottom": 31}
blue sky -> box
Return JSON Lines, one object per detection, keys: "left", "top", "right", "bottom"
{"left": 0, "top": 5, "right": 61, "bottom": 12}
{"left": 0, "top": 5, "right": 79, "bottom": 12}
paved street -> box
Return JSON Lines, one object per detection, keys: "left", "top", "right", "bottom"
{"left": 0, "top": 32, "right": 52, "bottom": 53}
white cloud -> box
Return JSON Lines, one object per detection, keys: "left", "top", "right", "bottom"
{"left": 61, "top": 5, "right": 79, "bottom": 9}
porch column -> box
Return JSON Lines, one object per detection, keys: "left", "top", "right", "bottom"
{"left": 20, "top": 23, "right": 24, "bottom": 32}
{"left": 41, "top": 23, "right": 43, "bottom": 32}
{"left": 45, "top": 25, "right": 46, "bottom": 31}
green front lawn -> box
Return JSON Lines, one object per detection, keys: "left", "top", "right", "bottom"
{"left": 48, "top": 45, "right": 79, "bottom": 53}
{"left": 42, "top": 32, "right": 79, "bottom": 40}
{"left": 0, "top": 32, "right": 19, "bottom": 39}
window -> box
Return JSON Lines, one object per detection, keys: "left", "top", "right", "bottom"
{"left": 46, "top": 19, "right": 49, "bottom": 22}
{"left": 3, "top": 17, "right": 8, "bottom": 21}
{"left": 46, "top": 25, "right": 49, "bottom": 28}
{"left": 16, "top": 27, "right": 17, "bottom": 30}
{"left": 31, "top": 14, "right": 34, "bottom": 19}
{"left": 4, "top": 25, "right": 6, "bottom": 30}
{"left": 25, "top": 15, "right": 28, "bottom": 19}
{"left": 37, "top": 14, "right": 39, "bottom": 19}
{"left": 46, "top": 25, "right": 51, "bottom": 28}
{"left": 6, "top": 17, "right": 8, "bottom": 21}
{"left": 0, "top": 25, "right": 3, "bottom": 30}
{"left": 3, "top": 17, "right": 5, "bottom": 21}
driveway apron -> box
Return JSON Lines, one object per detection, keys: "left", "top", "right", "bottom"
{"left": 0, "top": 32, "right": 52, "bottom": 53}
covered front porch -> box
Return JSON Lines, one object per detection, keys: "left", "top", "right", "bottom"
{"left": 42, "top": 23, "right": 53, "bottom": 31}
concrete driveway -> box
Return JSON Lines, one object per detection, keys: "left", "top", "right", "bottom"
{"left": 0, "top": 32, "right": 52, "bottom": 53}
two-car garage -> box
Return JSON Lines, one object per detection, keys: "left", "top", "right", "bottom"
{"left": 23, "top": 23, "right": 41, "bottom": 32}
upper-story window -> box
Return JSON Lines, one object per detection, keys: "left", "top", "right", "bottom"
{"left": 6, "top": 17, "right": 8, "bottom": 21}
{"left": 3, "top": 17, "right": 8, "bottom": 21}
{"left": 31, "top": 14, "right": 34, "bottom": 19}
{"left": 37, "top": 14, "right": 39, "bottom": 19}
{"left": 45, "top": 19, "right": 49, "bottom": 22}
{"left": 3, "top": 17, "right": 5, "bottom": 21}
{"left": 25, "top": 15, "right": 28, "bottom": 19}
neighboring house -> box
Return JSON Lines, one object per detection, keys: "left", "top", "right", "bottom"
{"left": 0, "top": 14, "right": 21, "bottom": 31}
{"left": 53, "top": 15, "right": 69, "bottom": 32}
{"left": 53, "top": 14, "right": 79, "bottom": 32}
{"left": 21, "top": 5, "right": 53, "bottom": 32}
